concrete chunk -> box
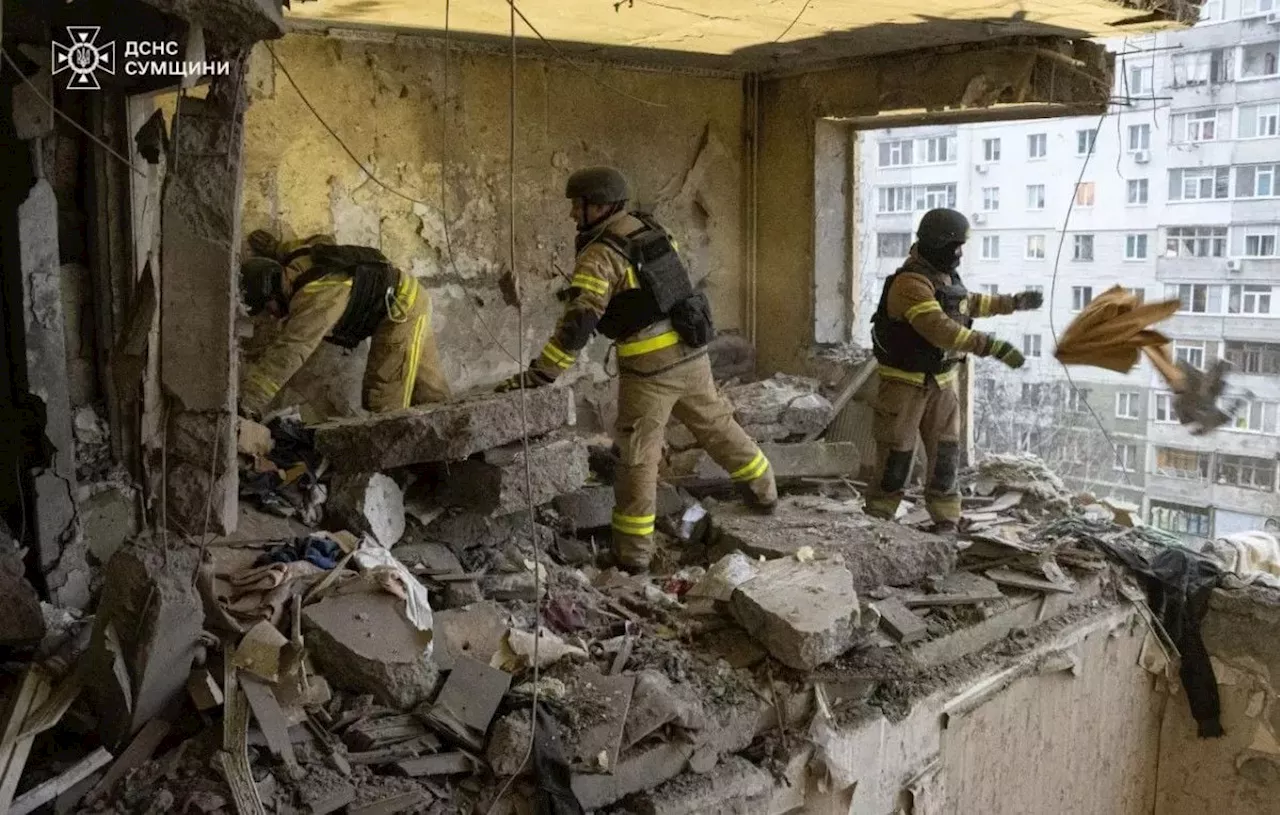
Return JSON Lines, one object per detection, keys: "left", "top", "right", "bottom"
{"left": 302, "top": 584, "right": 437, "bottom": 709}
{"left": 437, "top": 436, "right": 589, "bottom": 515}
{"left": 571, "top": 742, "right": 695, "bottom": 810}
{"left": 667, "top": 442, "right": 858, "bottom": 484}
{"left": 314, "top": 389, "right": 573, "bottom": 471}
{"left": 730, "top": 559, "right": 859, "bottom": 671}
{"left": 432, "top": 601, "right": 509, "bottom": 672}
{"left": 725, "top": 376, "right": 832, "bottom": 437}
{"left": 624, "top": 670, "right": 707, "bottom": 748}
{"left": 326, "top": 472, "right": 405, "bottom": 547}
{"left": 553, "top": 484, "right": 685, "bottom": 531}
{"left": 634, "top": 756, "right": 773, "bottom": 815}
{"left": 0, "top": 534, "right": 45, "bottom": 647}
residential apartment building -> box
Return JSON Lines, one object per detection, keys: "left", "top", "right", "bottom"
{"left": 854, "top": 1, "right": 1280, "bottom": 540}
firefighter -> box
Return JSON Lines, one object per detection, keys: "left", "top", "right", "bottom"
{"left": 238, "top": 232, "right": 450, "bottom": 418}
{"left": 866, "top": 208, "right": 1041, "bottom": 533}
{"left": 497, "top": 167, "right": 776, "bottom": 572}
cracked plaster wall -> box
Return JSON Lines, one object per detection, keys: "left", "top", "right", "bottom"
{"left": 239, "top": 34, "right": 746, "bottom": 419}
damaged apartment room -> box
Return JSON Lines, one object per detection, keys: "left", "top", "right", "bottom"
{"left": 6, "top": 0, "right": 1280, "bottom": 813}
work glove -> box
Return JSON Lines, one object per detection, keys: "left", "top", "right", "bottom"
{"left": 989, "top": 338, "right": 1025, "bottom": 370}
{"left": 1012, "top": 290, "right": 1044, "bottom": 311}
{"left": 495, "top": 367, "right": 554, "bottom": 393}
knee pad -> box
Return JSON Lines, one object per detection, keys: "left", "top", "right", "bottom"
{"left": 930, "top": 441, "right": 959, "bottom": 493}
{"left": 880, "top": 450, "right": 913, "bottom": 493}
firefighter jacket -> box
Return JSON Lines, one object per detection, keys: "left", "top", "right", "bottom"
{"left": 870, "top": 246, "right": 1018, "bottom": 387}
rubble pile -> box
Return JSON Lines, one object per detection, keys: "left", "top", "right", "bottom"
{"left": 0, "top": 396, "right": 1242, "bottom": 814}
{"left": 665, "top": 374, "right": 834, "bottom": 452}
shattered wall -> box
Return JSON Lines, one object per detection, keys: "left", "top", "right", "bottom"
{"left": 239, "top": 34, "right": 746, "bottom": 418}
{"left": 1156, "top": 588, "right": 1280, "bottom": 814}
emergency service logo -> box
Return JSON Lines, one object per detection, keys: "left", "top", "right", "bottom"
{"left": 52, "top": 27, "right": 116, "bottom": 91}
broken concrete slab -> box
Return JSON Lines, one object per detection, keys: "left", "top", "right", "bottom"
{"left": 710, "top": 502, "right": 956, "bottom": 592}
{"left": 425, "top": 655, "right": 511, "bottom": 751}
{"left": 553, "top": 484, "right": 685, "bottom": 531}
{"left": 666, "top": 441, "right": 859, "bottom": 485}
{"left": 392, "top": 540, "right": 464, "bottom": 575}
{"left": 326, "top": 472, "right": 405, "bottom": 548}
{"left": 395, "top": 752, "right": 474, "bottom": 777}
{"left": 571, "top": 742, "right": 695, "bottom": 810}
{"left": 431, "top": 601, "right": 509, "bottom": 672}
{"left": 874, "top": 598, "right": 928, "bottom": 644}
{"left": 486, "top": 709, "right": 532, "bottom": 777}
{"left": 633, "top": 755, "right": 773, "bottom": 815}
{"left": 0, "top": 537, "right": 46, "bottom": 647}
{"left": 565, "top": 669, "right": 635, "bottom": 774}
{"left": 730, "top": 558, "right": 860, "bottom": 671}
{"left": 79, "top": 484, "right": 139, "bottom": 566}
{"left": 624, "top": 670, "right": 707, "bottom": 748}
{"left": 421, "top": 510, "right": 545, "bottom": 554}
{"left": 313, "top": 389, "right": 574, "bottom": 471}
{"left": 85, "top": 541, "right": 204, "bottom": 744}
{"left": 436, "top": 435, "right": 589, "bottom": 515}
{"left": 725, "top": 375, "right": 832, "bottom": 437}
{"left": 302, "top": 583, "right": 437, "bottom": 709}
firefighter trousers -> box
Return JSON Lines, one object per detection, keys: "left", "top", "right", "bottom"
{"left": 612, "top": 353, "right": 776, "bottom": 568}
{"left": 865, "top": 372, "right": 962, "bottom": 524}
{"left": 363, "top": 277, "right": 451, "bottom": 412}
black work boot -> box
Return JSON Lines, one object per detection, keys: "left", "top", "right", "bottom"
{"left": 928, "top": 520, "right": 958, "bottom": 541}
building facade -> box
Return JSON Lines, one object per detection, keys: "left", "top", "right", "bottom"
{"left": 855, "top": 1, "right": 1280, "bottom": 540}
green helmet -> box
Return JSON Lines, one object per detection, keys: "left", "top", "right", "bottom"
{"left": 565, "top": 166, "right": 630, "bottom": 205}
{"left": 240, "top": 257, "right": 285, "bottom": 316}
{"left": 917, "top": 208, "right": 970, "bottom": 251}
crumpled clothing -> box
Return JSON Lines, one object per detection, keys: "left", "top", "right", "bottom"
{"left": 256, "top": 534, "right": 343, "bottom": 570}
{"left": 1204, "top": 532, "right": 1280, "bottom": 589}
{"left": 222, "top": 560, "right": 323, "bottom": 628}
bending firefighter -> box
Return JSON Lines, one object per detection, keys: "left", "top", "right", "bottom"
{"left": 866, "top": 208, "right": 1041, "bottom": 532}
{"left": 498, "top": 167, "right": 776, "bottom": 572}
{"left": 238, "top": 232, "right": 450, "bottom": 418}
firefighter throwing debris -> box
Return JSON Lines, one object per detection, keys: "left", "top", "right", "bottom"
{"left": 238, "top": 232, "right": 451, "bottom": 418}
{"left": 497, "top": 166, "right": 776, "bottom": 572}
{"left": 866, "top": 208, "right": 1041, "bottom": 533}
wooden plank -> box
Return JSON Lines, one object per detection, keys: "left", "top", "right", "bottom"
{"left": 394, "top": 752, "right": 474, "bottom": 777}
{"left": 0, "top": 668, "right": 54, "bottom": 810}
{"left": 348, "top": 791, "right": 429, "bottom": 815}
{"left": 215, "top": 666, "right": 267, "bottom": 815}
{"left": 54, "top": 770, "right": 101, "bottom": 815}
{"left": 902, "top": 590, "right": 1003, "bottom": 608}
{"left": 804, "top": 360, "right": 876, "bottom": 442}
{"left": 10, "top": 748, "right": 112, "bottom": 815}
{"left": 874, "top": 598, "right": 928, "bottom": 644}
{"left": 240, "top": 675, "right": 298, "bottom": 770}
{"left": 87, "top": 718, "right": 171, "bottom": 802}
{"left": 986, "top": 568, "right": 1075, "bottom": 595}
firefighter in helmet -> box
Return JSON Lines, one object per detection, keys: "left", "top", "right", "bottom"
{"left": 238, "top": 231, "right": 450, "bottom": 418}
{"left": 497, "top": 167, "right": 776, "bottom": 572}
{"left": 866, "top": 208, "right": 1041, "bottom": 533}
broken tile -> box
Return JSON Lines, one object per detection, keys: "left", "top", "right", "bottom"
{"left": 730, "top": 559, "right": 860, "bottom": 670}
{"left": 425, "top": 655, "right": 511, "bottom": 751}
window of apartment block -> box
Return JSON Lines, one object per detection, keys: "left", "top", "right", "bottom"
{"left": 1242, "top": 42, "right": 1280, "bottom": 80}
{"left": 1240, "top": 104, "right": 1280, "bottom": 139}
{"left": 1020, "top": 382, "right": 1045, "bottom": 405}
{"left": 1234, "top": 399, "right": 1280, "bottom": 433}
{"left": 1128, "top": 123, "right": 1151, "bottom": 151}
{"left": 1174, "top": 340, "right": 1207, "bottom": 369}
{"left": 1218, "top": 454, "right": 1277, "bottom": 492}
{"left": 1068, "top": 387, "right": 1091, "bottom": 413}
{"left": 1127, "top": 178, "right": 1149, "bottom": 205}
{"left": 1244, "top": 227, "right": 1279, "bottom": 257}
{"left": 1199, "top": 0, "right": 1222, "bottom": 19}
{"left": 878, "top": 186, "right": 911, "bottom": 213}
{"left": 1236, "top": 165, "right": 1278, "bottom": 198}
{"left": 1155, "top": 447, "right": 1210, "bottom": 480}
{"left": 1022, "top": 334, "right": 1042, "bottom": 357}
{"left": 1027, "top": 184, "right": 1046, "bottom": 209}
{"left": 980, "top": 284, "right": 999, "bottom": 295}
{"left": 1128, "top": 287, "right": 1146, "bottom": 304}
{"left": 1125, "top": 234, "right": 1149, "bottom": 260}
{"left": 983, "top": 138, "right": 1001, "bottom": 162}
{"left": 1228, "top": 284, "right": 1273, "bottom": 314}
{"left": 1074, "top": 182, "right": 1096, "bottom": 207}
{"left": 1076, "top": 129, "right": 1097, "bottom": 155}
{"left": 981, "top": 235, "right": 1000, "bottom": 259}
{"left": 1150, "top": 501, "right": 1212, "bottom": 537}
{"left": 982, "top": 187, "right": 1000, "bottom": 211}
{"left": 914, "top": 184, "right": 957, "bottom": 210}
{"left": 1127, "top": 66, "right": 1153, "bottom": 97}
{"left": 879, "top": 139, "right": 914, "bottom": 167}
{"left": 922, "top": 136, "right": 956, "bottom": 164}
{"left": 1028, "top": 133, "right": 1047, "bottom": 159}
{"left": 1173, "top": 49, "right": 1232, "bottom": 85}
{"left": 1174, "top": 109, "right": 1224, "bottom": 143}
{"left": 1073, "top": 235, "right": 1095, "bottom": 261}
{"left": 1244, "top": 0, "right": 1278, "bottom": 15}
{"left": 1072, "top": 286, "right": 1094, "bottom": 310}
{"left": 1026, "top": 235, "right": 1046, "bottom": 259}
{"left": 1154, "top": 392, "right": 1177, "bottom": 423}
{"left": 1225, "top": 341, "right": 1280, "bottom": 374}
{"left": 877, "top": 232, "right": 912, "bottom": 257}
{"left": 1116, "top": 391, "right": 1141, "bottom": 419}
{"left": 1114, "top": 444, "right": 1139, "bottom": 473}
{"left": 1169, "top": 167, "right": 1230, "bottom": 201}
{"left": 1166, "top": 283, "right": 1221, "bottom": 313}
{"left": 1165, "top": 226, "right": 1228, "bottom": 257}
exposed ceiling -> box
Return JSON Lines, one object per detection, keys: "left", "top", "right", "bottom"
{"left": 284, "top": 0, "right": 1193, "bottom": 71}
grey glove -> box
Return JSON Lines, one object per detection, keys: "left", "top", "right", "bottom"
{"left": 1013, "top": 290, "right": 1044, "bottom": 311}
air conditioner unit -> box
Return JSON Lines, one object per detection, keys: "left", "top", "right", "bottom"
{"left": 1133, "top": 150, "right": 1151, "bottom": 164}
{"left": 1267, "top": 10, "right": 1280, "bottom": 23}
{"left": 1226, "top": 258, "right": 1242, "bottom": 272}
{"left": 975, "top": 164, "right": 988, "bottom": 174}
{"left": 972, "top": 212, "right": 987, "bottom": 224}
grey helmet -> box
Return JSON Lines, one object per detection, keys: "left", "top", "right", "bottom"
{"left": 565, "top": 166, "right": 630, "bottom": 205}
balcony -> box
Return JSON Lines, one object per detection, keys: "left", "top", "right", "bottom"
{"left": 1160, "top": 313, "right": 1280, "bottom": 342}
{"left": 1146, "top": 474, "right": 1280, "bottom": 517}
{"left": 1156, "top": 256, "right": 1280, "bottom": 284}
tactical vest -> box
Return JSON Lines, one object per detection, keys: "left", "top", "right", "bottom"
{"left": 592, "top": 212, "right": 712, "bottom": 348}
{"left": 289, "top": 244, "right": 400, "bottom": 350}
{"left": 870, "top": 266, "right": 971, "bottom": 375}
